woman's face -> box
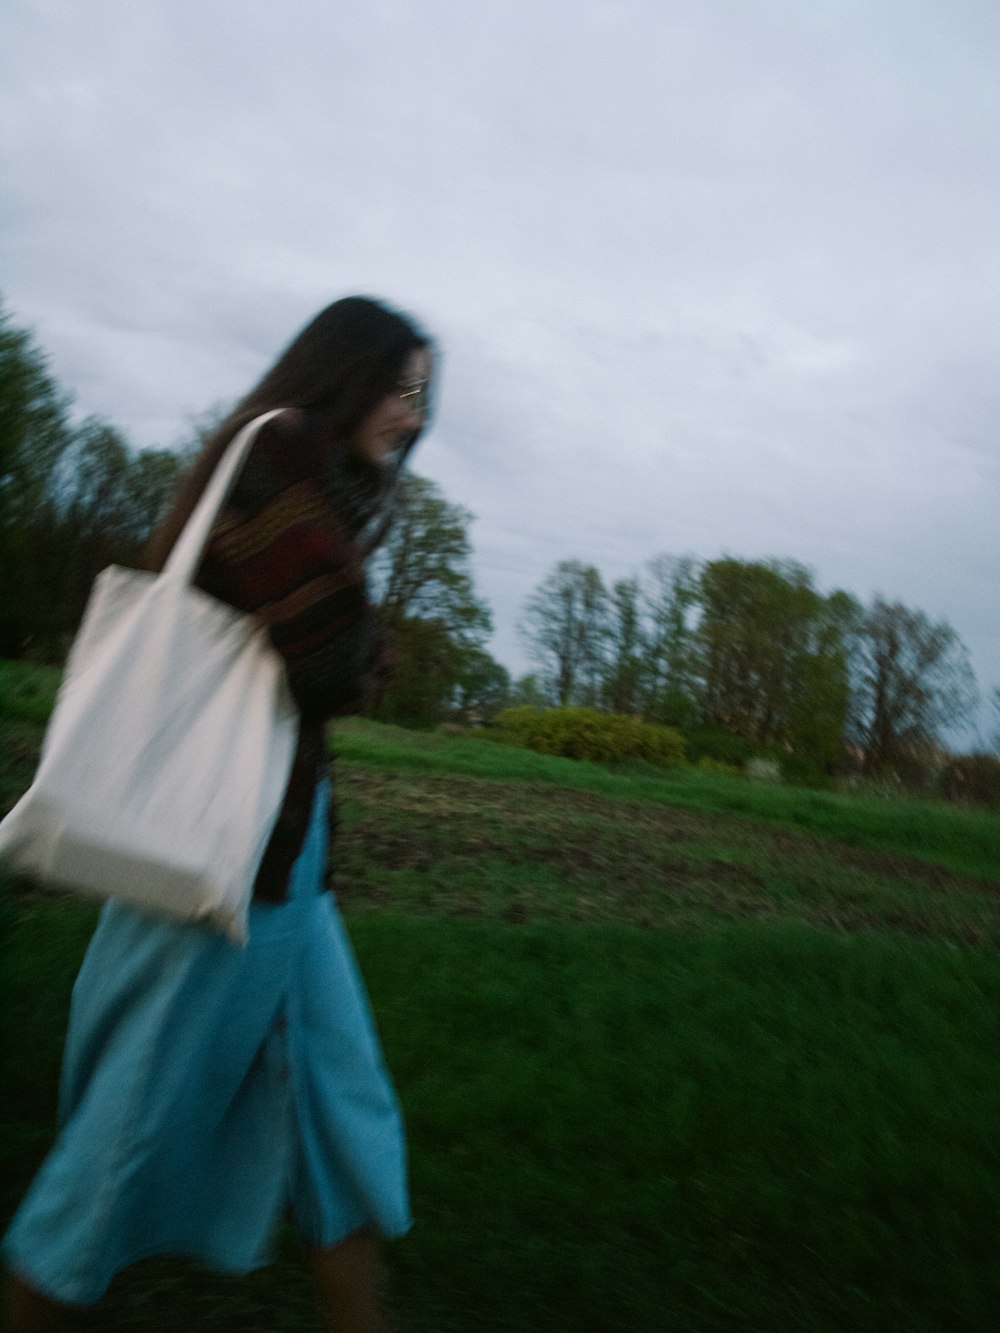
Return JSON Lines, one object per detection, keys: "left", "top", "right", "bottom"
{"left": 350, "top": 346, "right": 432, "bottom": 465}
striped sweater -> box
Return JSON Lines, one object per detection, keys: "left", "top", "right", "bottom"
{"left": 196, "top": 409, "right": 385, "bottom": 903}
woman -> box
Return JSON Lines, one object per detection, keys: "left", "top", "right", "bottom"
{"left": 3, "top": 296, "right": 434, "bottom": 1332}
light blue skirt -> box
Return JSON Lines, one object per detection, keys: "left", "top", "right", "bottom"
{"left": 3, "top": 783, "right": 410, "bottom": 1306}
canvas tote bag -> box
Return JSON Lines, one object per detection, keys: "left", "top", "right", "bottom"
{"left": 0, "top": 410, "right": 298, "bottom": 943}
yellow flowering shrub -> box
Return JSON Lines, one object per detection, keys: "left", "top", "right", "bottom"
{"left": 494, "top": 706, "right": 686, "bottom": 767}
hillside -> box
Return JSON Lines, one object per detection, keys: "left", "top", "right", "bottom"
{"left": 2, "top": 667, "right": 1000, "bottom": 1330}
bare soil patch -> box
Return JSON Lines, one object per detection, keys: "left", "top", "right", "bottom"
{"left": 334, "top": 768, "right": 1000, "bottom": 945}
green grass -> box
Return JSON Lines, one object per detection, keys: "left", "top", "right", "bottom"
{"left": 4, "top": 670, "right": 997, "bottom": 882}
{"left": 4, "top": 901, "right": 1000, "bottom": 1331}
{"left": 3, "top": 665, "right": 1000, "bottom": 1329}
{"left": 0, "top": 659, "right": 62, "bottom": 724}
{"left": 376, "top": 918, "right": 1000, "bottom": 1333}
{"left": 333, "top": 718, "right": 1000, "bottom": 883}
{"left": 331, "top": 766, "right": 1000, "bottom": 947}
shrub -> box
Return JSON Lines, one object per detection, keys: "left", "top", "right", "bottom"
{"left": 696, "top": 756, "right": 741, "bottom": 778}
{"left": 491, "top": 705, "right": 541, "bottom": 737}
{"left": 0, "top": 659, "right": 61, "bottom": 724}
{"left": 683, "top": 727, "right": 755, "bottom": 767}
{"left": 493, "top": 706, "right": 686, "bottom": 767}
{"left": 780, "top": 751, "right": 836, "bottom": 789}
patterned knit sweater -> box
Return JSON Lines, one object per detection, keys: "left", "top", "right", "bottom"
{"left": 196, "top": 409, "right": 385, "bottom": 903}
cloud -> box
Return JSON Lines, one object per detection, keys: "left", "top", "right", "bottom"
{"left": 1, "top": 0, "right": 997, "bottom": 721}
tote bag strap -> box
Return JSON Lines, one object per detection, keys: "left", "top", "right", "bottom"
{"left": 163, "top": 409, "right": 286, "bottom": 584}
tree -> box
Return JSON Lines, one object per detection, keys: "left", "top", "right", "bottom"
{"left": 371, "top": 474, "right": 493, "bottom": 723}
{"left": 377, "top": 476, "right": 490, "bottom": 640}
{"left": 0, "top": 299, "right": 74, "bottom": 653}
{"left": 853, "top": 597, "right": 977, "bottom": 777}
{"left": 452, "top": 646, "right": 510, "bottom": 722}
{"left": 604, "top": 575, "right": 645, "bottom": 714}
{"left": 0, "top": 299, "right": 72, "bottom": 525}
{"left": 694, "top": 557, "right": 856, "bottom": 770}
{"left": 697, "top": 559, "right": 811, "bottom": 744}
{"left": 520, "top": 560, "right": 609, "bottom": 706}
{"left": 508, "top": 673, "right": 548, "bottom": 708}
{"left": 49, "top": 420, "right": 182, "bottom": 628}
{"left": 785, "top": 589, "right": 861, "bottom": 775}
{"left": 643, "top": 554, "right": 700, "bottom": 726}
{"left": 0, "top": 298, "right": 185, "bottom": 657}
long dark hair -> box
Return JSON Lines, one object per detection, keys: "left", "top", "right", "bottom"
{"left": 147, "top": 296, "right": 433, "bottom": 570}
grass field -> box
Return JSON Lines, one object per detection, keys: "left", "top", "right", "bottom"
{"left": 2, "top": 662, "right": 1000, "bottom": 1330}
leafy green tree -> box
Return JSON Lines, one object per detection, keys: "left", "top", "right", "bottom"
{"left": 0, "top": 298, "right": 183, "bottom": 656}
{"left": 508, "top": 673, "right": 548, "bottom": 708}
{"left": 0, "top": 299, "right": 72, "bottom": 523}
{"left": 452, "top": 645, "right": 510, "bottom": 722}
{"left": 785, "top": 589, "right": 862, "bottom": 776}
{"left": 0, "top": 299, "right": 74, "bottom": 653}
{"left": 51, "top": 420, "right": 181, "bottom": 627}
{"left": 371, "top": 474, "right": 493, "bottom": 724}
{"left": 377, "top": 476, "right": 490, "bottom": 640}
{"left": 604, "top": 575, "right": 645, "bottom": 714}
{"left": 695, "top": 557, "right": 855, "bottom": 771}
{"left": 697, "top": 558, "right": 806, "bottom": 745}
{"left": 372, "top": 616, "right": 457, "bottom": 725}
{"left": 643, "top": 554, "right": 700, "bottom": 726}
{"left": 854, "top": 597, "right": 976, "bottom": 777}
{"left": 520, "top": 560, "right": 609, "bottom": 706}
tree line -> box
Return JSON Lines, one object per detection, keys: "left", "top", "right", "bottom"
{"left": 0, "top": 296, "right": 506, "bottom": 724}
{"left": 0, "top": 303, "right": 186, "bottom": 658}
{"left": 516, "top": 554, "right": 991, "bottom": 784}
{"left": 3, "top": 294, "right": 996, "bottom": 788}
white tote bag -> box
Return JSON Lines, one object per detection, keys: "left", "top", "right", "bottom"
{"left": 0, "top": 410, "right": 298, "bottom": 943}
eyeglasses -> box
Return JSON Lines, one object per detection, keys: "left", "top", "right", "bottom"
{"left": 397, "top": 377, "right": 430, "bottom": 415}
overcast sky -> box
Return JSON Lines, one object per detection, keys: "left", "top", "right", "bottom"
{"left": 2, "top": 0, "right": 997, "bottom": 738}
